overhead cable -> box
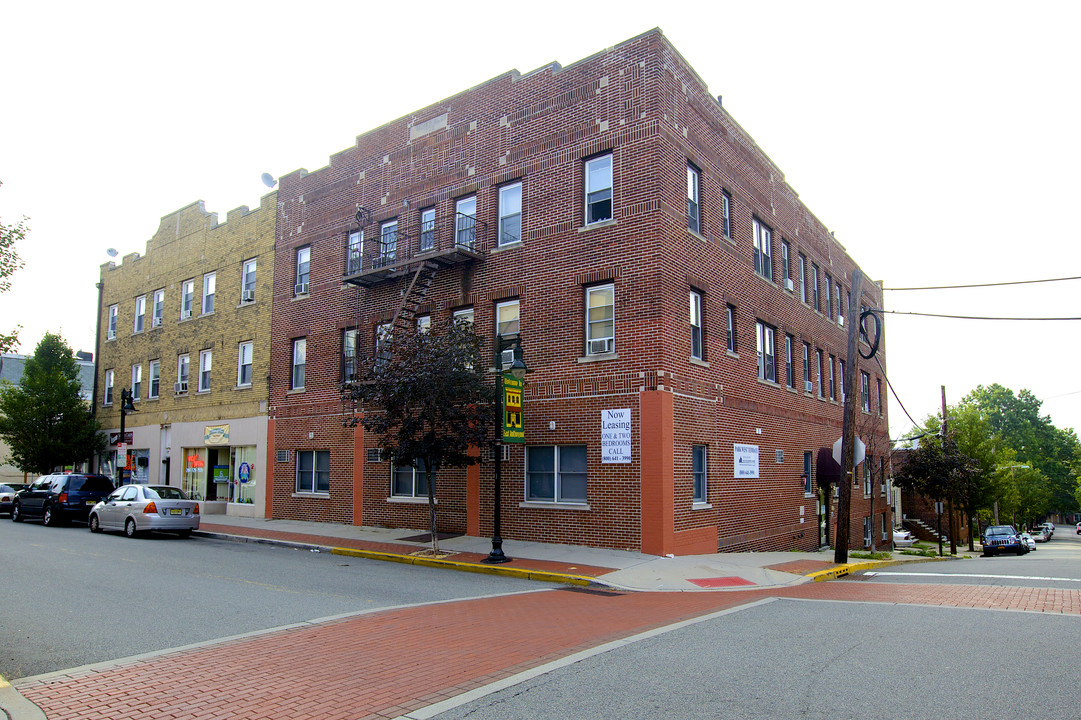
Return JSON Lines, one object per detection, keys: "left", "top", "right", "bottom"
{"left": 878, "top": 310, "right": 1081, "bottom": 321}
{"left": 883, "top": 275, "right": 1081, "bottom": 291}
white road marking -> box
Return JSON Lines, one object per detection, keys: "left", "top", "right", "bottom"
{"left": 865, "top": 571, "right": 1081, "bottom": 582}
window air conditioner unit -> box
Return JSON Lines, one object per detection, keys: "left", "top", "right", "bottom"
{"left": 785, "top": 278, "right": 794, "bottom": 292}
{"left": 294, "top": 282, "right": 309, "bottom": 296}
{"left": 804, "top": 380, "right": 813, "bottom": 393}
{"left": 588, "top": 338, "right": 613, "bottom": 355}
{"left": 241, "top": 289, "right": 255, "bottom": 303}
{"left": 175, "top": 381, "right": 188, "bottom": 394}
{"left": 151, "top": 316, "right": 162, "bottom": 327}
{"left": 838, "top": 315, "right": 844, "bottom": 327}
{"left": 181, "top": 309, "right": 192, "bottom": 320}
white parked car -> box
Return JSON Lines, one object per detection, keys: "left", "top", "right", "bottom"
{"left": 1019, "top": 532, "right": 1037, "bottom": 551}
{"left": 892, "top": 528, "right": 917, "bottom": 547}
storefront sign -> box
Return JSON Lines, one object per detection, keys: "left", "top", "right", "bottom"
{"left": 734, "top": 443, "right": 760, "bottom": 478}
{"left": 501, "top": 374, "right": 524, "bottom": 443}
{"left": 108, "top": 432, "right": 133, "bottom": 446}
{"left": 204, "top": 424, "right": 230, "bottom": 445}
{"left": 238, "top": 462, "right": 251, "bottom": 484}
{"left": 601, "top": 408, "right": 632, "bottom": 463}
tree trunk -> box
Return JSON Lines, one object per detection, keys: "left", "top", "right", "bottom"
{"left": 426, "top": 467, "right": 439, "bottom": 554}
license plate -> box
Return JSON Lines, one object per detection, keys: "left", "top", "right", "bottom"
{"left": 169, "top": 508, "right": 182, "bottom": 515}
{"left": 86, "top": 500, "right": 97, "bottom": 506}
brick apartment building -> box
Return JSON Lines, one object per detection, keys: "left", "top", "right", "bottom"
{"left": 268, "top": 29, "right": 891, "bottom": 554}
{"left": 96, "top": 197, "right": 275, "bottom": 516}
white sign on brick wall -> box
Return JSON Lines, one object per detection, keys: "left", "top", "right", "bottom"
{"left": 734, "top": 443, "right": 760, "bottom": 478}
{"left": 601, "top": 408, "right": 632, "bottom": 463}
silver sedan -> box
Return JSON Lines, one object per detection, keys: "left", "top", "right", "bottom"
{"left": 89, "top": 484, "right": 200, "bottom": 538}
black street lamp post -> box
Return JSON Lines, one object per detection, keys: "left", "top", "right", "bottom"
{"left": 484, "top": 336, "right": 527, "bottom": 564}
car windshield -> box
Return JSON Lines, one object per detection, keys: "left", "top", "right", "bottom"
{"left": 143, "top": 486, "right": 187, "bottom": 500}
{"left": 0, "top": 484, "right": 15, "bottom": 492}
{"left": 986, "top": 526, "right": 1015, "bottom": 536}
{"left": 68, "top": 475, "right": 114, "bottom": 492}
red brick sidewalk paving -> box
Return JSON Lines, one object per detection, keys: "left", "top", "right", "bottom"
{"left": 16, "top": 582, "right": 1080, "bottom": 720}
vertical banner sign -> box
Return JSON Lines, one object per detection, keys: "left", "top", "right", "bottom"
{"left": 733, "top": 443, "right": 760, "bottom": 478}
{"left": 601, "top": 408, "right": 632, "bottom": 463}
{"left": 502, "top": 374, "right": 525, "bottom": 443}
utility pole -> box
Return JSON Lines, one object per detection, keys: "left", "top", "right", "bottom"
{"left": 942, "top": 385, "right": 957, "bottom": 555}
{"left": 835, "top": 268, "right": 863, "bottom": 564}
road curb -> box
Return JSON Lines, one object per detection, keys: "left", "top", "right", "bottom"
{"left": 330, "top": 547, "right": 596, "bottom": 587}
{"left": 806, "top": 559, "right": 901, "bottom": 582}
{"left": 0, "top": 676, "right": 46, "bottom": 720}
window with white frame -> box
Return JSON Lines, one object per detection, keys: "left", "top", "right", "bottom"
{"left": 237, "top": 341, "right": 253, "bottom": 387}
{"left": 836, "top": 282, "right": 844, "bottom": 324}
{"left": 346, "top": 231, "right": 362, "bottom": 274}
{"left": 181, "top": 280, "right": 194, "bottom": 319}
{"left": 373, "top": 323, "right": 393, "bottom": 373}
{"left": 342, "top": 328, "right": 358, "bottom": 382}
{"left": 296, "top": 450, "right": 330, "bottom": 494}
{"left": 198, "top": 350, "right": 212, "bottom": 392}
{"left": 379, "top": 220, "right": 397, "bottom": 265}
{"left": 420, "top": 208, "right": 435, "bottom": 251}
{"left": 803, "top": 451, "right": 813, "bottom": 495}
{"left": 802, "top": 343, "right": 812, "bottom": 393}
{"left": 453, "top": 306, "right": 474, "bottom": 326}
{"left": 752, "top": 218, "right": 773, "bottom": 281}
{"left": 720, "top": 191, "right": 732, "bottom": 238}
{"left": 864, "top": 459, "right": 873, "bottom": 496}
{"left": 878, "top": 378, "right": 884, "bottom": 415}
{"left": 781, "top": 240, "right": 791, "bottom": 289}
{"left": 177, "top": 354, "right": 189, "bottom": 393}
{"left": 687, "top": 165, "right": 700, "bottom": 234}
{"left": 586, "top": 284, "right": 615, "bottom": 356}
{"left": 104, "top": 369, "right": 114, "bottom": 405}
{"left": 828, "top": 354, "right": 836, "bottom": 400}
{"left": 456, "top": 196, "right": 476, "bottom": 249}
{"left": 692, "top": 444, "right": 707, "bottom": 503}
{"left": 152, "top": 289, "right": 164, "bottom": 327}
{"left": 584, "top": 154, "right": 613, "bottom": 225}
{"left": 392, "top": 460, "right": 431, "bottom": 498}
{"left": 756, "top": 321, "right": 775, "bottom": 382}
{"left": 863, "top": 516, "right": 873, "bottom": 547}
{"left": 839, "top": 360, "right": 846, "bottom": 402}
{"left": 295, "top": 246, "right": 311, "bottom": 294}
{"left": 242, "top": 259, "right": 257, "bottom": 301}
{"left": 107, "top": 305, "right": 118, "bottom": 339}
{"left": 689, "top": 290, "right": 704, "bottom": 360}
{"left": 131, "top": 364, "right": 142, "bottom": 401}
{"left": 292, "top": 338, "right": 306, "bottom": 389}
{"left": 816, "top": 349, "right": 824, "bottom": 398}
{"left": 861, "top": 371, "right": 871, "bottom": 412}
{"left": 526, "top": 445, "right": 587, "bottom": 503}
{"left": 202, "top": 272, "right": 216, "bottom": 315}
{"left": 881, "top": 513, "right": 889, "bottom": 542}
{"left": 134, "top": 295, "right": 146, "bottom": 333}
{"left": 880, "top": 457, "right": 888, "bottom": 494}
{"left": 785, "top": 334, "right": 795, "bottom": 388}
{"left": 416, "top": 315, "right": 431, "bottom": 333}
{"left": 149, "top": 359, "right": 160, "bottom": 399}
{"left": 726, "top": 305, "right": 736, "bottom": 353}
{"left": 825, "top": 274, "right": 833, "bottom": 320}
{"left": 798, "top": 254, "right": 808, "bottom": 303}
{"left": 811, "top": 264, "right": 820, "bottom": 312}
{"left": 496, "top": 299, "right": 519, "bottom": 368}
{"left": 498, "top": 182, "right": 522, "bottom": 246}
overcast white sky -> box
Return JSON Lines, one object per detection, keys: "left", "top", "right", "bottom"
{"left": 2, "top": 1, "right": 1078, "bottom": 440}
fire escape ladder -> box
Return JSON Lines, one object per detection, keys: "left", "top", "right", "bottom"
{"left": 391, "top": 261, "right": 437, "bottom": 336}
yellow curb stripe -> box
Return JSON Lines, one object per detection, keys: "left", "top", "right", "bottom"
{"left": 806, "top": 559, "right": 901, "bottom": 582}
{"left": 330, "top": 547, "right": 593, "bottom": 586}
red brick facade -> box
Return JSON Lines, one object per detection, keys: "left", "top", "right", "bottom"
{"left": 268, "top": 29, "right": 891, "bottom": 554}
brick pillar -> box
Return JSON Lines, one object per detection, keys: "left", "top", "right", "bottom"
{"left": 466, "top": 445, "right": 480, "bottom": 536}
{"left": 640, "top": 390, "right": 674, "bottom": 555}
{"left": 352, "top": 422, "right": 364, "bottom": 526}
{"left": 264, "top": 416, "right": 275, "bottom": 519}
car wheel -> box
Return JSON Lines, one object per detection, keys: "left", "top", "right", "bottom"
{"left": 12, "top": 502, "right": 22, "bottom": 522}
{"left": 42, "top": 505, "right": 55, "bottom": 527}
{"left": 89, "top": 514, "right": 101, "bottom": 533}
{"left": 124, "top": 518, "right": 138, "bottom": 538}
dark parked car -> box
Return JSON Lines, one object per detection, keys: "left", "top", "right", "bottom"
{"left": 11, "top": 474, "right": 115, "bottom": 526}
{"left": 0, "top": 483, "right": 28, "bottom": 516}
{"left": 982, "top": 524, "right": 1028, "bottom": 557}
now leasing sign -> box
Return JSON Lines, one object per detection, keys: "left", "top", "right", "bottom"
{"left": 601, "top": 408, "right": 632, "bottom": 463}
{"left": 733, "top": 443, "right": 760, "bottom": 478}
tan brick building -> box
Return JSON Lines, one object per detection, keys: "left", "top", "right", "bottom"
{"left": 96, "top": 196, "right": 275, "bottom": 516}
{"left": 266, "top": 29, "right": 892, "bottom": 554}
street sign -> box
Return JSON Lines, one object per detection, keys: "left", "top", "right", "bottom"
{"left": 832, "top": 436, "right": 866, "bottom": 467}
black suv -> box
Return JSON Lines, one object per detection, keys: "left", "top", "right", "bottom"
{"left": 12, "top": 474, "right": 115, "bottom": 526}
{"left": 981, "top": 524, "right": 1027, "bottom": 557}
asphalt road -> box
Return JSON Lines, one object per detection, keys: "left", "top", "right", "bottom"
{"left": 0, "top": 517, "right": 536, "bottom": 680}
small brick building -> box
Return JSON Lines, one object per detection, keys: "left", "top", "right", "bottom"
{"left": 268, "top": 29, "right": 891, "bottom": 554}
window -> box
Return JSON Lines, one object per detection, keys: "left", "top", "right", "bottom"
{"left": 839, "top": 360, "right": 846, "bottom": 402}
{"left": 379, "top": 221, "right": 397, "bottom": 266}
{"left": 296, "top": 450, "right": 330, "bottom": 494}
{"left": 134, "top": 295, "right": 146, "bottom": 333}
{"left": 107, "top": 305, "right": 118, "bottom": 339}
{"left": 798, "top": 254, "right": 808, "bottom": 303}
{"left": 586, "top": 284, "right": 615, "bottom": 356}
{"left": 131, "top": 364, "right": 142, "bottom": 402}
{"left": 861, "top": 371, "right": 871, "bottom": 412}
{"left": 828, "top": 355, "right": 836, "bottom": 400}
{"left": 526, "top": 445, "right": 587, "bottom": 503}
{"left": 863, "top": 516, "right": 873, "bottom": 547}
{"left": 836, "top": 283, "right": 844, "bottom": 324}
{"left": 237, "top": 342, "right": 253, "bottom": 387}
{"left": 692, "top": 445, "right": 707, "bottom": 503}
{"left": 825, "top": 274, "right": 833, "bottom": 320}
{"left": 392, "top": 460, "right": 431, "bottom": 498}
{"left": 456, "top": 196, "right": 476, "bottom": 249}
{"left": 687, "top": 165, "right": 700, "bottom": 234}
{"left": 816, "top": 349, "right": 824, "bottom": 398}
{"left": 864, "top": 459, "right": 873, "bottom": 496}
{"left": 177, "top": 354, "right": 189, "bottom": 393}
{"left": 756, "top": 321, "right": 775, "bottom": 382}
{"left": 720, "top": 191, "right": 732, "bottom": 238}
{"left": 785, "top": 334, "right": 795, "bottom": 388}
{"left": 752, "top": 218, "right": 773, "bottom": 281}
{"left": 881, "top": 457, "right": 888, "bottom": 494}
{"left": 420, "top": 208, "right": 435, "bottom": 252}
{"left": 584, "top": 154, "right": 613, "bottom": 225}
{"left": 181, "top": 280, "right": 194, "bottom": 318}
{"left": 803, "top": 451, "right": 813, "bottom": 495}
{"left": 104, "top": 369, "right": 114, "bottom": 405}
{"left": 346, "top": 232, "right": 362, "bottom": 274}
{"left": 202, "top": 272, "right": 216, "bottom": 315}
{"left": 499, "top": 183, "right": 522, "bottom": 246}
{"left": 295, "top": 246, "right": 311, "bottom": 294}
{"left": 198, "top": 350, "right": 212, "bottom": 392}
{"left": 859, "top": 304, "right": 869, "bottom": 344}
{"left": 811, "top": 264, "right": 820, "bottom": 312}
{"left": 496, "top": 299, "right": 519, "bottom": 368}
{"left": 152, "top": 289, "right": 164, "bottom": 327}
{"left": 877, "top": 378, "right": 883, "bottom": 415}
{"left": 374, "top": 323, "right": 392, "bottom": 373}
{"left": 242, "top": 259, "right": 257, "bottom": 301}
{"left": 149, "top": 360, "right": 160, "bottom": 399}
{"left": 689, "top": 291, "right": 703, "bottom": 360}
{"left": 342, "top": 329, "right": 358, "bottom": 382}
{"left": 416, "top": 315, "right": 431, "bottom": 332}
{"left": 781, "top": 241, "right": 791, "bottom": 289}
{"left": 802, "top": 343, "right": 811, "bottom": 393}
{"left": 453, "top": 307, "right": 474, "bottom": 326}
{"left": 726, "top": 305, "right": 736, "bottom": 353}
{"left": 881, "top": 513, "right": 889, "bottom": 542}
{"left": 292, "top": 338, "right": 306, "bottom": 389}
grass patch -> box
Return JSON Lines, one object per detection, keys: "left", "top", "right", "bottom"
{"left": 900, "top": 547, "right": 938, "bottom": 557}
{"left": 848, "top": 551, "right": 892, "bottom": 560}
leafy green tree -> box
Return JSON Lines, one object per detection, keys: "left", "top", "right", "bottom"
{"left": 0, "top": 181, "right": 27, "bottom": 352}
{"left": 0, "top": 333, "right": 105, "bottom": 473}
{"left": 893, "top": 433, "right": 981, "bottom": 553}
{"left": 355, "top": 318, "right": 495, "bottom": 553}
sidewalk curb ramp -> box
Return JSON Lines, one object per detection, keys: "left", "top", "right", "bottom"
{"left": 1, "top": 676, "right": 46, "bottom": 720}
{"left": 330, "top": 547, "right": 596, "bottom": 587}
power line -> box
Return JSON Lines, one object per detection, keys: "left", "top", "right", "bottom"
{"left": 873, "top": 354, "right": 926, "bottom": 439}
{"left": 879, "top": 310, "right": 1081, "bottom": 321}
{"left": 883, "top": 275, "right": 1081, "bottom": 291}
